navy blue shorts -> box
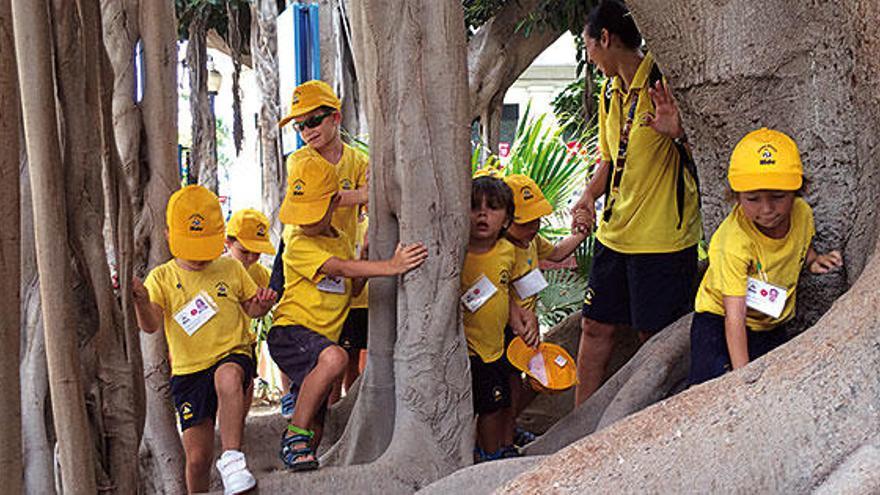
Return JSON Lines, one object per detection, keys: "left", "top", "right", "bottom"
{"left": 170, "top": 352, "right": 255, "bottom": 431}
{"left": 339, "top": 308, "right": 368, "bottom": 350}
{"left": 688, "top": 312, "right": 790, "bottom": 385}
{"left": 267, "top": 325, "right": 336, "bottom": 406}
{"left": 582, "top": 240, "right": 697, "bottom": 333}
{"left": 470, "top": 356, "right": 511, "bottom": 415}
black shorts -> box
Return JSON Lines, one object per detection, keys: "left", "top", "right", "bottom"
{"left": 170, "top": 352, "right": 255, "bottom": 431}
{"left": 267, "top": 325, "right": 336, "bottom": 403}
{"left": 500, "top": 325, "right": 520, "bottom": 376}
{"left": 687, "top": 312, "right": 790, "bottom": 386}
{"left": 339, "top": 308, "right": 368, "bottom": 350}
{"left": 470, "top": 356, "right": 511, "bottom": 415}
{"left": 582, "top": 240, "right": 697, "bottom": 333}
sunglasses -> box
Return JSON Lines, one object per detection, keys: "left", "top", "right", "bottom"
{"left": 292, "top": 111, "right": 335, "bottom": 132}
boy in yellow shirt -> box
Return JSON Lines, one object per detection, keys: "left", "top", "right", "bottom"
{"left": 226, "top": 208, "right": 275, "bottom": 288}
{"left": 689, "top": 129, "right": 842, "bottom": 384}
{"left": 132, "top": 185, "right": 276, "bottom": 495}
{"left": 270, "top": 156, "right": 427, "bottom": 471}
{"left": 461, "top": 174, "right": 533, "bottom": 462}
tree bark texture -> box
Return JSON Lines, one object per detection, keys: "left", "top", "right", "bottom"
{"left": 0, "top": 1, "right": 22, "bottom": 492}
{"left": 187, "top": 6, "right": 218, "bottom": 193}
{"left": 320, "top": 0, "right": 473, "bottom": 489}
{"left": 250, "top": 0, "right": 284, "bottom": 241}
{"left": 136, "top": 0, "right": 187, "bottom": 491}
{"left": 11, "top": 0, "right": 98, "bottom": 490}
{"left": 627, "top": 0, "right": 880, "bottom": 330}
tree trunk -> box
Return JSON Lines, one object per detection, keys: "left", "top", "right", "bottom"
{"left": 137, "top": 0, "right": 187, "bottom": 492}
{"left": 187, "top": 6, "right": 217, "bottom": 192}
{"left": 250, "top": 0, "right": 284, "bottom": 240}
{"left": 326, "top": 1, "right": 473, "bottom": 488}
{"left": 0, "top": 1, "right": 21, "bottom": 492}
{"left": 319, "top": 0, "right": 365, "bottom": 137}
{"left": 11, "top": 0, "right": 98, "bottom": 490}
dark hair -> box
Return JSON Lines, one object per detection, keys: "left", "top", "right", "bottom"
{"left": 586, "top": 0, "right": 642, "bottom": 50}
{"left": 318, "top": 105, "right": 339, "bottom": 114}
{"left": 472, "top": 176, "right": 514, "bottom": 221}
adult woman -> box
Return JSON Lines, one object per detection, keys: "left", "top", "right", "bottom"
{"left": 572, "top": 0, "right": 701, "bottom": 405}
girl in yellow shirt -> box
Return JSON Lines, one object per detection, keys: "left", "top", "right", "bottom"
{"left": 689, "top": 129, "right": 842, "bottom": 385}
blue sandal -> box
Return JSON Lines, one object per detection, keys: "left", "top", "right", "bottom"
{"left": 280, "top": 425, "right": 319, "bottom": 471}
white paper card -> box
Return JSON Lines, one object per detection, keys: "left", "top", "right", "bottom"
{"left": 317, "top": 275, "right": 346, "bottom": 294}
{"left": 173, "top": 291, "right": 218, "bottom": 336}
{"left": 528, "top": 352, "right": 549, "bottom": 386}
{"left": 746, "top": 277, "right": 787, "bottom": 319}
{"left": 513, "top": 269, "right": 549, "bottom": 299}
{"left": 461, "top": 275, "right": 498, "bottom": 313}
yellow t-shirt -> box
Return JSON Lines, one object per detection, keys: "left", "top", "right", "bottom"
{"left": 144, "top": 257, "right": 257, "bottom": 375}
{"left": 286, "top": 143, "right": 368, "bottom": 246}
{"left": 246, "top": 262, "right": 271, "bottom": 289}
{"left": 596, "top": 52, "right": 701, "bottom": 254}
{"left": 351, "top": 216, "right": 369, "bottom": 309}
{"left": 461, "top": 239, "right": 530, "bottom": 363}
{"left": 273, "top": 228, "right": 354, "bottom": 342}
{"left": 513, "top": 235, "right": 555, "bottom": 311}
{"left": 694, "top": 198, "right": 815, "bottom": 330}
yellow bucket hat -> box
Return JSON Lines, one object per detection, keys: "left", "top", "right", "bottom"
{"left": 503, "top": 174, "right": 553, "bottom": 224}
{"left": 279, "top": 156, "right": 339, "bottom": 226}
{"left": 728, "top": 128, "right": 803, "bottom": 192}
{"left": 166, "top": 185, "right": 225, "bottom": 261}
{"left": 506, "top": 337, "right": 578, "bottom": 393}
{"left": 279, "top": 80, "right": 341, "bottom": 127}
{"left": 227, "top": 209, "right": 276, "bottom": 255}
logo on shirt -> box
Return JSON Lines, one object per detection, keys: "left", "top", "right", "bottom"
{"left": 292, "top": 179, "right": 306, "bottom": 196}
{"left": 758, "top": 144, "right": 777, "bottom": 166}
{"left": 341, "top": 178, "right": 353, "bottom": 190}
{"left": 521, "top": 186, "right": 534, "bottom": 200}
{"left": 188, "top": 214, "right": 205, "bottom": 232}
{"left": 215, "top": 282, "right": 229, "bottom": 298}
{"left": 180, "top": 402, "right": 194, "bottom": 420}
{"left": 499, "top": 269, "right": 510, "bottom": 285}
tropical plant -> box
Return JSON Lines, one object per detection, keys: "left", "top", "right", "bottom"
{"left": 536, "top": 268, "right": 588, "bottom": 328}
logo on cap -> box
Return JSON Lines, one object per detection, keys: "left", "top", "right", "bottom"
{"left": 341, "top": 178, "right": 353, "bottom": 190}
{"left": 292, "top": 179, "right": 306, "bottom": 196}
{"left": 216, "top": 282, "right": 228, "bottom": 298}
{"left": 758, "top": 144, "right": 777, "bottom": 166}
{"left": 256, "top": 224, "right": 267, "bottom": 238}
{"left": 189, "top": 214, "right": 205, "bottom": 232}
{"left": 292, "top": 90, "right": 300, "bottom": 105}
{"left": 521, "top": 187, "right": 534, "bottom": 200}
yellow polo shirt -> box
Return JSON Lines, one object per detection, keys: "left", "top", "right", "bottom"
{"left": 461, "top": 239, "right": 530, "bottom": 363}
{"left": 246, "top": 262, "right": 271, "bottom": 289}
{"left": 597, "top": 52, "right": 701, "bottom": 254}
{"left": 144, "top": 257, "right": 257, "bottom": 375}
{"left": 273, "top": 227, "right": 354, "bottom": 342}
{"left": 286, "top": 143, "right": 368, "bottom": 246}
{"left": 695, "top": 198, "right": 814, "bottom": 330}
{"left": 350, "top": 216, "right": 369, "bottom": 309}
{"left": 512, "top": 235, "right": 555, "bottom": 311}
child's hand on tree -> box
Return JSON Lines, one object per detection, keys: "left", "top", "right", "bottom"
{"left": 810, "top": 250, "right": 843, "bottom": 274}
{"left": 390, "top": 242, "right": 428, "bottom": 274}
{"left": 132, "top": 277, "right": 149, "bottom": 304}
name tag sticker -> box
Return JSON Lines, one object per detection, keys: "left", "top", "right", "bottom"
{"left": 554, "top": 354, "right": 568, "bottom": 368}
{"left": 173, "top": 291, "right": 218, "bottom": 336}
{"left": 317, "top": 275, "right": 347, "bottom": 294}
{"left": 461, "top": 275, "right": 498, "bottom": 313}
{"left": 513, "top": 269, "right": 549, "bottom": 299}
{"left": 746, "top": 277, "right": 787, "bottom": 318}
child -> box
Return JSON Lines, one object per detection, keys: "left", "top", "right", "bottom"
{"left": 132, "top": 185, "right": 276, "bottom": 495}
{"left": 269, "top": 156, "right": 427, "bottom": 471}
{"left": 226, "top": 208, "right": 275, "bottom": 288}
{"left": 688, "top": 128, "right": 843, "bottom": 385}
{"left": 461, "top": 175, "right": 532, "bottom": 462}
{"left": 502, "top": 174, "right": 590, "bottom": 446}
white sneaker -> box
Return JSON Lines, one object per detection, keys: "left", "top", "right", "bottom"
{"left": 216, "top": 450, "right": 256, "bottom": 495}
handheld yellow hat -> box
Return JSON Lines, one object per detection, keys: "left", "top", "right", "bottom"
{"left": 728, "top": 128, "right": 803, "bottom": 192}
{"left": 503, "top": 174, "right": 553, "bottom": 223}
{"left": 279, "top": 80, "right": 341, "bottom": 127}
{"left": 166, "top": 185, "right": 225, "bottom": 261}
{"left": 279, "top": 156, "right": 339, "bottom": 226}
{"left": 227, "top": 209, "right": 276, "bottom": 255}
{"left": 506, "top": 337, "right": 578, "bottom": 393}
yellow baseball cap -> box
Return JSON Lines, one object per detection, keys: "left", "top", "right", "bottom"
{"left": 279, "top": 80, "right": 341, "bottom": 127}
{"left": 728, "top": 128, "right": 803, "bottom": 192}
{"left": 227, "top": 209, "right": 276, "bottom": 255}
{"left": 504, "top": 174, "right": 553, "bottom": 223}
{"left": 506, "top": 337, "right": 577, "bottom": 393}
{"left": 166, "top": 185, "right": 225, "bottom": 261}
{"left": 279, "top": 156, "right": 339, "bottom": 225}
{"left": 473, "top": 168, "right": 502, "bottom": 179}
